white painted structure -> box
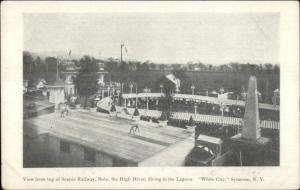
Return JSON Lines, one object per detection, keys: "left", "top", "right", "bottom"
{"left": 242, "top": 76, "right": 261, "bottom": 140}
{"left": 122, "top": 93, "right": 279, "bottom": 111}
{"left": 46, "top": 80, "right": 66, "bottom": 109}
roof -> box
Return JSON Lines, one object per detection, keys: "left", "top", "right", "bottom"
{"left": 24, "top": 110, "right": 192, "bottom": 163}
{"left": 46, "top": 78, "right": 66, "bottom": 87}
{"left": 122, "top": 93, "right": 163, "bottom": 99}
{"left": 197, "top": 134, "right": 223, "bottom": 145}
{"left": 62, "top": 64, "right": 108, "bottom": 74}
{"left": 61, "top": 70, "right": 108, "bottom": 74}
{"left": 122, "top": 107, "right": 279, "bottom": 129}
{"left": 122, "top": 93, "right": 280, "bottom": 111}
{"left": 61, "top": 71, "right": 79, "bottom": 74}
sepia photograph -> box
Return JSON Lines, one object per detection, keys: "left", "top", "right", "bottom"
{"left": 23, "top": 13, "right": 280, "bottom": 167}
{"left": 1, "top": 1, "right": 299, "bottom": 189}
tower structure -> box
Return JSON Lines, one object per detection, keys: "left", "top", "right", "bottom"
{"left": 242, "top": 76, "right": 261, "bottom": 140}
{"left": 230, "top": 76, "right": 271, "bottom": 166}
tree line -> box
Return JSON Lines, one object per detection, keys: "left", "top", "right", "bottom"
{"left": 24, "top": 51, "right": 279, "bottom": 106}
{"left": 101, "top": 57, "right": 279, "bottom": 74}
{"left": 23, "top": 51, "right": 280, "bottom": 86}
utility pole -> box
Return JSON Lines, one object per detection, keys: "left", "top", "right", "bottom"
{"left": 120, "top": 43, "right": 124, "bottom": 67}
{"left": 46, "top": 61, "right": 48, "bottom": 75}
{"left": 120, "top": 43, "right": 128, "bottom": 67}
{"left": 160, "top": 84, "right": 164, "bottom": 94}
{"left": 265, "top": 79, "right": 269, "bottom": 103}
{"left": 191, "top": 85, "right": 195, "bottom": 95}
{"left": 130, "top": 82, "right": 133, "bottom": 93}
{"left": 135, "top": 83, "right": 138, "bottom": 108}
{"left": 29, "top": 62, "right": 32, "bottom": 74}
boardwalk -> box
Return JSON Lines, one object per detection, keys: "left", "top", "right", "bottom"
{"left": 24, "top": 110, "right": 193, "bottom": 163}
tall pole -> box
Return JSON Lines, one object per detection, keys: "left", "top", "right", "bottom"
{"left": 135, "top": 83, "right": 138, "bottom": 108}
{"left": 146, "top": 96, "right": 149, "bottom": 113}
{"left": 117, "top": 90, "right": 120, "bottom": 104}
{"left": 160, "top": 84, "right": 163, "bottom": 94}
{"left": 120, "top": 43, "right": 124, "bottom": 66}
{"left": 46, "top": 61, "right": 48, "bottom": 75}
{"left": 130, "top": 83, "right": 133, "bottom": 93}
{"left": 191, "top": 85, "right": 195, "bottom": 95}
{"left": 192, "top": 85, "right": 196, "bottom": 116}
{"left": 145, "top": 88, "right": 149, "bottom": 114}
{"left": 265, "top": 79, "right": 269, "bottom": 103}
{"left": 221, "top": 103, "right": 224, "bottom": 127}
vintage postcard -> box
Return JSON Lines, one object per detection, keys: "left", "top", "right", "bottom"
{"left": 1, "top": 1, "right": 299, "bottom": 189}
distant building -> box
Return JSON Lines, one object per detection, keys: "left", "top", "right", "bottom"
{"left": 61, "top": 64, "right": 109, "bottom": 97}
{"left": 23, "top": 79, "right": 29, "bottom": 94}
{"left": 180, "top": 64, "right": 189, "bottom": 71}
{"left": 60, "top": 59, "right": 74, "bottom": 65}
{"left": 273, "top": 89, "right": 280, "bottom": 106}
{"left": 45, "top": 79, "right": 66, "bottom": 109}
{"left": 128, "top": 63, "right": 137, "bottom": 71}
{"left": 61, "top": 64, "right": 80, "bottom": 96}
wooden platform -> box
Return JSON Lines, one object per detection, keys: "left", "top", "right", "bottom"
{"left": 24, "top": 110, "right": 192, "bottom": 163}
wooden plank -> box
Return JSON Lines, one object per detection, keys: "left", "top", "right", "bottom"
{"left": 68, "top": 113, "right": 183, "bottom": 145}
{"left": 25, "top": 111, "right": 192, "bottom": 162}
{"left": 25, "top": 118, "right": 157, "bottom": 162}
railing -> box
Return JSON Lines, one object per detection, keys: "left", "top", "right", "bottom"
{"left": 122, "top": 98, "right": 279, "bottom": 121}
{"left": 98, "top": 82, "right": 122, "bottom": 87}
{"left": 117, "top": 107, "right": 279, "bottom": 130}
{"left": 122, "top": 93, "right": 279, "bottom": 111}
{"left": 114, "top": 106, "right": 279, "bottom": 151}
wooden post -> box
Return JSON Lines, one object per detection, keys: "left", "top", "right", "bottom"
{"left": 146, "top": 96, "right": 149, "bottom": 114}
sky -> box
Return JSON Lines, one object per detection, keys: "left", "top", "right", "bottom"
{"left": 24, "top": 13, "right": 279, "bottom": 65}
